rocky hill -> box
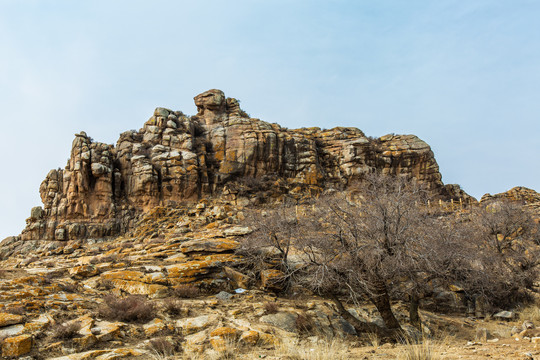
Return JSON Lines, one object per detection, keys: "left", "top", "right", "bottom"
{"left": 0, "top": 90, "right": 539, "bottom": 359}
{"left": 19, "top": 89, "right": 469, "bottom": 243}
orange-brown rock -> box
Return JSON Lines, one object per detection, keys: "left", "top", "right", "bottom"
{"left": 18, "top": 89, "right": 464, "bottom": 242}
{"left": 239, "top": 330, "right": 260, "bottom": 346}
{"left": 69, "top": 265, "right": 99, "bottom": 279}
{"left": 210, "top": 326, "right": 241, "bottom": 340}
{"left": 260, "top": 269, "right": 285, "bottom": 291}
{"left": 2, "top": 334, "right": 32, "bottom": 357}
{"left": 0, "top": 313, "right": 24, "bottom": 327}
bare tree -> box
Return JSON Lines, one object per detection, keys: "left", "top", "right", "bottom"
{"left": 463, "top": 200, "right": 540, "bottom": 307}
{"left": 295, "top": 174, "right": 434, "bottom": 336}
{"left": 238, "top": 174, "right": 540, "bottom": 339}
{"left": 238, "top": 203, "right": 301, "bottom": 291}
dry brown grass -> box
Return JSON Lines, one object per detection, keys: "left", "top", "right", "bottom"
{"left": 273, "top": 338, "right": 349, "bottom": 360}
{"left": 146, "top": 337, "right": 177, "bottom": 358}
{"left": 519, "top": 304, "right": 540, "bottom": 324}
{"left": 396, "top": 335, "right": 449, "bottom": 360}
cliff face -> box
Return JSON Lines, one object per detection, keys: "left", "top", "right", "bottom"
{"left": 21, "top": 89, "right": 462, "bottom": 241}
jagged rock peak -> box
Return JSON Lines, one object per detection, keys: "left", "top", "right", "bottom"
{"left": 194, "top": 89, "right": 245, "bottom": 125}
{"left": 19, "top": 89, "right": 465, "bottom": 241}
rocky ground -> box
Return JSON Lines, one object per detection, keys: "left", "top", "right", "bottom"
{"left": 0, "top": 199, "right": 538, "bottom": 359}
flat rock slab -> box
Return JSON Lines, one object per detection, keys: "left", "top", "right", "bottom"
{"left": 260, "top": 312, "right": 298, "bottom": 333}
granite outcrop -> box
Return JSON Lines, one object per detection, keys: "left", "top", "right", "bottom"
{"left": 20, "top": 89, "right": 466, "bottom": 241}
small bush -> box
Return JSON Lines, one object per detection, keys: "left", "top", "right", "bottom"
{"left": 59, "top": 283, "right": 79, "bottom": 293}
{"left": 147, "top": 337, "right": 176, "bottom": 357}
{"left": 52, "top": 322, "right": 81, "bottom": 340}
{"left": 98, "top": 295, "right": 156, "bottom": 323}
{"left": 238, "top": 109, "right": 250, "bottom": 118}
{"left": 99, "top": 279, "right": 115, "bottom": 290}
{"left": 172, "top": 284, "right": 200, "bottom": 299}
{"left": 163, "top": 298, "right": 184, "bottom": 317}
{"left": 264, "top": 302, "right": 279, "bottom": 314}
{"left": 295, "top": 313, "right": 314, "bottom": 334}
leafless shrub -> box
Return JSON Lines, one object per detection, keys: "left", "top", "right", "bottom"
{"left": 52, "top": 322, "right": 81, "bottom": 340}
{"left": 172, "top": 284, "right": 200, "bottom": 298}
{"left": 264, "top": 302, "right": 279, "bottom": 314}
{"left": 59, "top": 283, "right": 79, "bottom": 293}
{"left": 98, "top": 295, "right": 156, "bottom": 323}
{"left": 163, "top": 298, "right": 184, "bottom": 317}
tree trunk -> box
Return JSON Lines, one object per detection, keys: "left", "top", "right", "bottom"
{"left": 369, "top": 279, "right": 402, "bottom": 330}
{"left": 329, "top": 293, "right": 393, "bottom": 338}
{"left": 409, "top": 293, "right": 421, "bottom": 330}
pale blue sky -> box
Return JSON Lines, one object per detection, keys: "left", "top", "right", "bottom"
{"left": 1, "top": 1, "right": 539, "bottom": 240}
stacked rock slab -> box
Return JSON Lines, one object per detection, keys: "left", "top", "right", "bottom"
{"left": 20, "top": 89, "right": 462, "bottom": 241}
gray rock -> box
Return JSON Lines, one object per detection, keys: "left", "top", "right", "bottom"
{"left": 154, "top": 107, "right": 170, "bottom": 117}
{"left": 30, "top": 206, "right": 44, "bottom": 220}
{"left": 330, "top": 316, "right": 357, "bottom": 336}
{"left": 493, "top": 311, "right": 515, "bottom": 320}
{"left": 215, "top": 291, "right": 233, "bottom": 301}
{"left": 0, "top": 324, "right": 25, "bottom": 337}
{"left": 260, "top": 312, "right": 298, "bottom": 333}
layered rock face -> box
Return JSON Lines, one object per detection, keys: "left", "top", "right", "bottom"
{"left": 21, "top": 89, "right": 460, "bottom": 241}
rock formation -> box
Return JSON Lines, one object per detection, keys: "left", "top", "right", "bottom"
{"left": 481, "top": 186, "right": 540, "bottom": 215}
{"left": 20, "top": 89, "right": 468, "bottom": 241}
